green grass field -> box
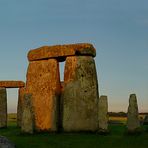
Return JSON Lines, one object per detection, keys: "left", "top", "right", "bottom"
{"left": 0, "top": 115, "right": 148, "bottom": 148}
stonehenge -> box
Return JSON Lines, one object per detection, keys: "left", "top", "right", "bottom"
{"left": 0, "top": 43, "right": 146, "bottom": 135}
{"left": 25, "top": 43, "right": 99, "bottom": 132}
{"left": 0, "top": 43, "right": 100, "bottom": 133}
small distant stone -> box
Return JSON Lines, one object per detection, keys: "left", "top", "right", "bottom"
{"left": 127, "top": 94, "right": 141, "bottom": 133}
{"left": 0, "top": 136, "right": 15, "bottom": 148}
{"left": 98, "top": 96, "right": 109, "bottom": 134}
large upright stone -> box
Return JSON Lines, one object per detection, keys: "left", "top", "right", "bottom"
{"left": 28, "top": 43, "right": 96, "bottom": 62}
{"left": 17, "top": 87, "right": 25, "bottom": 127}
{"left": 0, "top": 88, "right": 7, "bottom": 128}
{"left": 98, "top": 96, "right": 108, "bottom": 133}
{"left": 127, "top": 94, "right": 140, "bottom": 133}
{"left": 21, "top": 94, "right": 34, "bottom": 134}
{"left": 26, "top": 59, "right": 61, "bottom": 132}
{"left": 62, "top": 56, "right": 99, "bottom": 132}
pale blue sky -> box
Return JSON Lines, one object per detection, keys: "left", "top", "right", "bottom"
{"left": 0, "top": 0, "right": 148, "bottom": 112}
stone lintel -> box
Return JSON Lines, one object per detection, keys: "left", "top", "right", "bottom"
{"left": 28, "top": 43, "right": 96, "bottom": 62}
{"left": 0, "top": 81, "right": 25, "bottom": 88}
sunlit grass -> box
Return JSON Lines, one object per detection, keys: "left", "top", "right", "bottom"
{"left": 7, "top": 113, "right": 17, "bottom": 122}
{"left": 109, "top": 117, "right": 127, "bottom": 124}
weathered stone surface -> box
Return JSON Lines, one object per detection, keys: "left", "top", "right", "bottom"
{"left": 17, "top": 87, "right": 25, "bottom": 127}
{"left": 0, "top": 136, "right": 15, "bottom": 148}
{"left": 98, "top": 96, "right": 108, "bottom": 133}
{"left": 28, "top": 43, "right": 96, "bottom": 62}
{"left": 21, "top": 94, "right": 34, "bottom": 134}
{"left": 127, "top": 94, "right": 140, "bottom": 133}
{"left": 0, "top": 88, "right": 7, "bottom": 128}
{"left": 26, "top": 59, "right": 61, "bottom": 132}
{"left": 62, "top": 56, "right": 99, "bottom": 132}
{"left": 0, "top": 81, "right": 25, "bottom": 88}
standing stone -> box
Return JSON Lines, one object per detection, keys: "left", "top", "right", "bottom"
{"left": 26, "top": 59, "right": 61, "bottom": 132}
{"left": 17, "top": 87, "right": 25, "bottom": 127}
{"left": 21, "top": 94, "right": 34, "bottom": 134}
{"left": 127, "top": 94, "right": 141, "bottom": 133}
{"left": 0, "top": 88, "right": 7, "bottom": 128}
{"left": 98, "top": 96, "right": 108, "bottom": 133}
{"left": 62, "top": 56, "right": 99, "bottom": 132}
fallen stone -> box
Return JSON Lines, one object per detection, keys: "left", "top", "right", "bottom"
{"left": 0, "top": 136, "right": 15, "bottom": 148}
{"left": 98, "top": 95, "right": 108, "bottom": 133}
{"left": 21, "top": 94, "right": 34, "bottom": 134}
{"left": 28, "top": 43, "right": 96, "bottom": 62}
{"left": 26, "top": 59, "right": 61, "bottom": 132}
{"left": 62, "top": 56, "right": 99, "bottom": 132}
{"left": 17, "top": 87, "right": 25, "bottom": 127}
{"left": 0, "top": 88, "right": 7, "bottom": 128}
{"left": 0, "top": 81, "right": 25, "bottom": 88}
{"left": 127, "top": 94, "right": 141, "bottom": 133}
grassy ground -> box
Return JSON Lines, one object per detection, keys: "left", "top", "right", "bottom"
{"left": 109, "top": 116, "right": 127, "bottom": 124}
{"left": 0, "top": 115, "right": 148, "bottom": 148}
